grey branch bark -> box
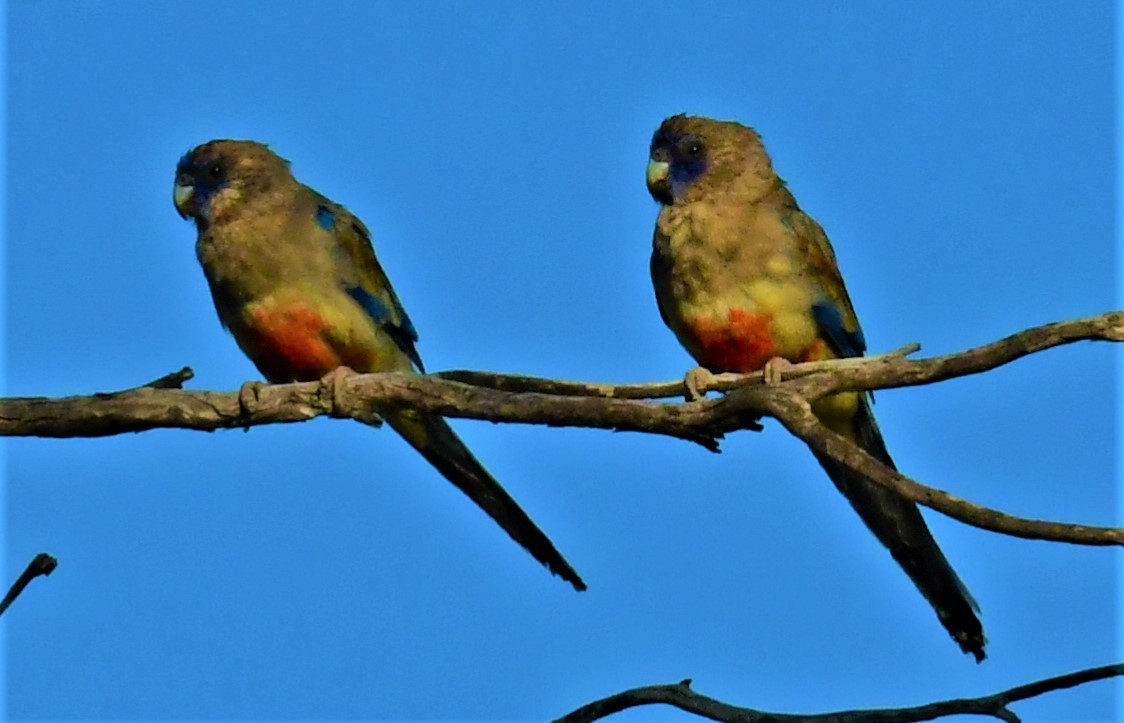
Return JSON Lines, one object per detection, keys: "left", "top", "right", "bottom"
{"left": 2, "top": 312, "right": 1121, "bottom": 548}
{"left": 555, "top": 664, "right": 1124, "bottom": 723}
{"left": 3, "top": 313, "right": 1121, "bottom": 719}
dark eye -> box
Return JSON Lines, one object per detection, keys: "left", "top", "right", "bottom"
{"left": 208, "top": 163, "right": 223, "bottom": 178}
{"left": 686, "top": 142, "right": 703, "bottom": 157}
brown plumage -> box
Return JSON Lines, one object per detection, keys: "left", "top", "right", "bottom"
{"left": 174, "top": 140, "right": 585, "bottom": 591}
{"left": 647, "top": 115, "right": 985, "bottom": 660}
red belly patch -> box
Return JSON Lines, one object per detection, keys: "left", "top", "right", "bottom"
{"left": 247, "top": 304, "right": 342, "bottom": 380}
{"left": 685, "top": 308, "right": 777, "bottom": 373}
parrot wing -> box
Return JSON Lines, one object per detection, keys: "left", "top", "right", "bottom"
{"left": 314, "top": 199, "right": 425, "bottom": 372}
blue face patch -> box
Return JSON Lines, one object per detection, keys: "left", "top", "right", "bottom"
{"left": 192, "top": 184, "right": 224, "bottom": 219}
{"left": 651, "top": 130, "right": 708, "bottom": 203}
{"left": 175, "top": 151, "right": 230, "bottom": 219}
{"left": 669, "top": 158, "right": 706, "bottom": 201}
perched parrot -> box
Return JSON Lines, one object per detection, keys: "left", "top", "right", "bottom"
{"left": 645, "top": 115, "right": 985, "bottom": 660}
{"left": 173, "top": 140, "right": 584, "bottom": 591}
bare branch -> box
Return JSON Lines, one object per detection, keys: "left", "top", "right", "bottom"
{"left": 142, "top": 366, "right": 195, "bottom": 389}
{"left": 556, "top": 663, "right": 1124, "bottom": 723}
{"left": 761, "top": 388, "right": 1123, "bottom": 546}
{"left": 441, "top": 312, "right": 1123, "bottom": 399}
{"left": 435, "top": 343, "right": 922, "bottom": 401}
{"left": 0, "top": 553, "right": 58, "bottom": 617}
{"left": 1, "top": 312, "right": 1119, "bottom": 546}
{"left": 773, "top": 311, "right": 1124, "bottom": 404}
{"left": 0, "top": 372, "right": 725, "bottom": 450}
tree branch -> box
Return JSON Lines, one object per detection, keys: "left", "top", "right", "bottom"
{"left": 0, "top": 553, "right": 58, "bottom": 617}
{"left": 556, "top": 663, "right": 1124, "bottom": 722}
{"left": 761, "top": 388, "right": 1122, "bottom": 545}
{"left": 440, "top": 312, "right": 1124, "bottom": 399}
{"left": 1, "top": 313, "right": 1119, "bottom": 546}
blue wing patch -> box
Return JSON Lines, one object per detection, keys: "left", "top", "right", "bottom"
{"left": 813, "top": 300, "right": 866, "bottom": 359}
{"left": 346, "top": 285, "right": 424, "bottom": 372}
{"left": 347, "top": 285, "right": 393, "bottom": 326}
{"left": 323, "top": 201, "right": 424, "bottom": 371}
{"left": 315, "top": 205, "right": 337, "bottom": 232}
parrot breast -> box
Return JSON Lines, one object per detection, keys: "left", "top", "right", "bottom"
{"left": 682, "top": 308, "right": 777, "bottom": 372}
{"left": 240, "top": 301, "right": 389, "bottom": 382}
{"left": 241, "top": 303, "right": 346, "bottom": 381}
{"left": 680, "top": 307, "right": 830, "bottom": 374}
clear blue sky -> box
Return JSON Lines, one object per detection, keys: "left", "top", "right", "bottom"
{"left": 3, "top": 2, "right": 1119, "bottom": 721}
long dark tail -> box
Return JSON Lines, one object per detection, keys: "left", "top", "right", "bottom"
{"left": 386, "top": 408, "right": 586, "bottom": 591}
{"left": 815, "top": 401, "right": 986, "bottom": 661}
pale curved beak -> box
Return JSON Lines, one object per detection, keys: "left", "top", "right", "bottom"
{"left": 173, "top": 182, "right": 194, "bottom": 219}
{"left": 646, "top": 154, "right": 673, "bottom": 205}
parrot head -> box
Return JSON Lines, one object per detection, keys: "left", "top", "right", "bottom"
{"left": 174, "top": 139, "right": 291, "bottom": 227}
{"left": 646, "top": 114, "right": 776, "bottom": 206}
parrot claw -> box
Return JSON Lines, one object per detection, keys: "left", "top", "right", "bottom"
{"left": 237, "top": 381, "right": 265, "bottom": 429}
{"left": 763, "top": 357, "right": 794, "bottom": 385}
{"left": 319, "top": 365, "right": 357, "bottom": 386}
{"left": 318, "top": 366, "right": 357, "bottom": 411}
{"left": 684, "top": 366, "right": 717, "bottom": 401}
{"left": 317, "top": 366, "right": 384, "bottom": 426}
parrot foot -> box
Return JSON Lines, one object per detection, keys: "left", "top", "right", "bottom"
{"left": 237, "top": 381, "right": 266, "bottom": 429}
{"left": 763, "top": 357, "right": 794, "bottom": 385}
{"left": 318, "top": 366, "right": 357, "bottom": 414}
{"left": 317, "top": 367, "right": 383, "bottom": 427}
{"left": 684, "top": 366, "right": 717, "bottom": 401}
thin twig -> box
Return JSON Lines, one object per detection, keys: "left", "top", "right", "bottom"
{"left": 556, "top": 663, "right": 1124, "bottom": 723}
{"left": 759, "top": 388, "right": 1124, "bottom": 546}
{"left": 0, "top": 553, "right": 58, "bottom": 617}
{"left": 141, "top": 366, "right": 195, "bottom": 389}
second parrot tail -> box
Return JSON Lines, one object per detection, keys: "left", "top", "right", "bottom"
{"left": 814, "top": 401, "right": 986, "bottom": 661}
{"left": 385, "top": 408, "right": 586, "bottom": 591}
